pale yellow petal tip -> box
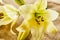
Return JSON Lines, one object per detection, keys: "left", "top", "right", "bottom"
{"left": 47, "top": 9, "right": 59, "bottom": 21}
{"left": 4, "top": 4, "right": 18, "bottom": 10}
{"left": 46, "top": 22, "right": 58, "bottom": 34}
{"left": 34, "top": 0, "right": 47, "bottom": 11}
{"left": 51, "top": 28, "right": 57, "bottom": 34}
{"left": 48, "top": 27, "right": 57, "bottom": 34}
{"left": 46, "top": 27, "right": 57, "bottom": 34}
{"left": 3, "top": 4, "right": 18, "bottom": 19}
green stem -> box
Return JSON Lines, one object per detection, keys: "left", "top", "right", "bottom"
{"left": 15, "top": 0, "right": 24, "bottom": 5}
{"left": 17, "top": 23, "right": 30, "bottom": 40}
{"left": 17, "top": 31, "right": 30, "bottom": 40}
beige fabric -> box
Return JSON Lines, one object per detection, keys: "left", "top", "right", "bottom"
{"left": 48, "top": 0, "right": 60, "bottom": 4}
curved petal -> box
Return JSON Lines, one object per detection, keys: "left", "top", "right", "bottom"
{"left": 3, "top": 4, "right": 19, "bottom": 20}
{"left": 47, "top": 9, "right": 59, "bottom": 21}
{"left": 19, "top": 4, "right": 33, "bottom": 14}
{"left": 0, "top": 5, "right": 19, "bottom": 26}
{"left": 46, "top": 22, "right": 57, "bottom": 34}
{"left": 19, "top": 4, "right": 34, "bottom": 19}
{"left": 34, "top": 0, "right": 47, "bottom": 11}
{"left": 0, "top": 17, "right": 12, "bottom": 25}
{"left": 0, "top": 6, "right": 12, "bottom": 25}
{"left": 10, "top": 18, "right": 18, "bottom": 35}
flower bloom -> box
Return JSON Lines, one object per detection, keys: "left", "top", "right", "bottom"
{"left": 15, "top": 0, "right": 59, "bottom": 40}
{"left": 0, "top": 4, "right": 19, "bottom": 26}
{"left": 0, "top": 4, "right": 19, "bottom": 35}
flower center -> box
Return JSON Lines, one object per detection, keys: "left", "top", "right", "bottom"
{"left": 35, "top": 13, "right": 44, "bottom": 25}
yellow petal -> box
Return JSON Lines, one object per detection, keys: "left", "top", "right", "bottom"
{"left": 19, "top": 4, "right": 33, "bottom": 14}
{"left": 46, "top": 22, "right": 57, "bottom": 34}
{"left": 0, "top": 5, "right": 18, "bottom": 26}
{"left": 19, "top": 4, "right": 34, "bottom": 19}
{"left": 0, "top": 6, "right": 12, "bottom": 25}
{"left": 0, "top": 17, "right": 12, "bottom": 25}
{"left": 3, "top": 4, "right": 18, "bottom": 20}
{"left": 16, "top": 22, "right": 29, "bottom": 32}
{"left": 28, "top": 18, "right": 39, "bottom": 29}
{"left": 34, "top": 0, "right": 47, "bottom": 11}
{"left": 47, "top": 9, "right": 59, "bottom": 21}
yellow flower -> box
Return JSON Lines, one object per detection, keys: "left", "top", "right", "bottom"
{"left": 0, "top": 4, "right": 19, "bottom": 35}
{"left": 0, "top": 4, "right": 19, "bottom": 26}
{"left": 16, "top": 0, "right": 59, "bottom": 40}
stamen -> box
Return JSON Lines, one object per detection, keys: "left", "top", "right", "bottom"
{"left": 0, "top": 13, "right": 4, "bottom": 19}
{"left": 41, "top": 19, "right": 44, "bottom": 21}
{"left": 37, "top": 16, "right": 41, "bottom": 19}
{"left": 41, "top": 17, "right": 44, "bottom": 21}
{"left": 35, "top": 13, "right": 37, "bottom": 17}
{"left": 35, "top": 19, "right": 40, "bottom": 25}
